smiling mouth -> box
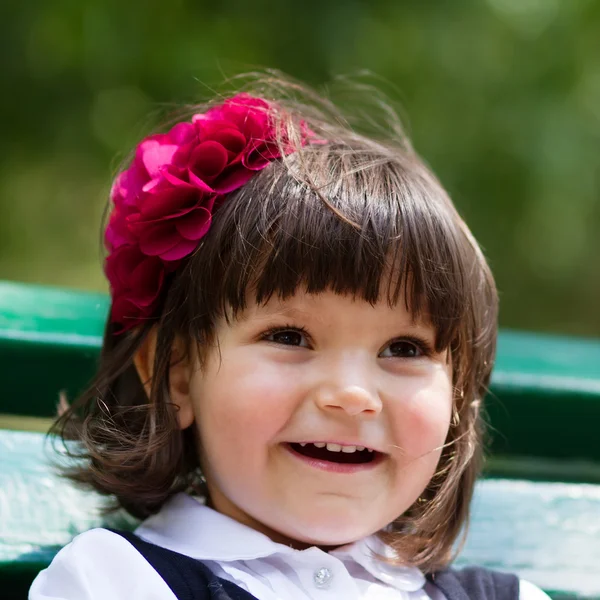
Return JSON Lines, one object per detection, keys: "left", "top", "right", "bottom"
{"left": 287, "top": 442, "right": 381, "bottom": 465}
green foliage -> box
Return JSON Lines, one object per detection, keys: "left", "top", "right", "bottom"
{"left": 2, "top": 0, "right": 599, "bottom": 335}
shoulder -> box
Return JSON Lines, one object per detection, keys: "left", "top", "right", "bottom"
{"left": 519, "top": 579, "right": 552, "bottom": 600}
{"left": 428, "top": 567, "right": 551, "bottom": 600}
{"left": 29, "top": 528, "right": 177, "bottom": 600}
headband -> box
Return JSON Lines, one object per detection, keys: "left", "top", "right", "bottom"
{"left": 104, "top": 94, "right": 313, "bottom": 330}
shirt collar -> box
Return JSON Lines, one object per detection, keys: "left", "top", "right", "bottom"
{"left": 136, "top": 492, "right": 425, "bottom": 592}
{"left": 332, "top": 536, "right": 426, "bottom": 592}
{"left": 136, "top": 493, "right": 291, "bottom": 561}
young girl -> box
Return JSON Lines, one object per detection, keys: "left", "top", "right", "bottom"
{"left": 30, "top": 77, "right": 549, "bottom": 600}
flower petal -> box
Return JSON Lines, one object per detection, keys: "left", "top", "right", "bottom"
{"left": 111, "top": 160, "right": 148, "bottom": 207}
{"left": 140, "top": 138, "right": 178, "bottom": 178}
{"left": 111, "top": 297, "right": 142, "bottom": 328}
{"left": 189, "top": 141, "right": 229, "bottom": 179}
{"left": 139, "top": 181, "right": 200, "bottom": 220}
{"left": 168, "top": 122, "right": 197, "bottom": 145}
{"left": 105, "top": 206, "right": 137, "bottom": 250}
{"left": 130, "top": 257, "right": 164, "bottom": 306}
{"left": 139, "top": 224, "right": 181, "bottom": 256}
{"left": 212, "top": 166, "right": 255, "bottom": 193}
{"left": 244, "top": 140, "right": 281, "bottom": 169}
{"left": 159, "top": 238, "right": 199, "bottom": 261}
{"left": 168, "top": 168, "right": 215, "bottom": 194}
{"left": 176, "top": 207, "right": 212, "bottom": 241}
{"left": 208, "top": 128, "right": 247, "bottom": 158}
{"left": 220, "top": 94, "right": 271, "bottom": 133}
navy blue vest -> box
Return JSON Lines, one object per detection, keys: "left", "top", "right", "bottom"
{"left": 113, "top": 530, "right": 519, "bottom": 600}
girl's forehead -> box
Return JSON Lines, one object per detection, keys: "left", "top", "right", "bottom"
{"left": 238, "top": 289, "right": 433, "bottom": 329}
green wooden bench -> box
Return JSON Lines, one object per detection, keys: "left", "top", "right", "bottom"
{"left": 1, "top": 281, "right": 600, "bottom": 600}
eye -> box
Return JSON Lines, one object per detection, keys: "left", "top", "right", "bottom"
{"left": 263, "top": 327, "right": 310, "bottom": 348}
{"left": 379, "top": 337, "right": 430, "bottom": 359}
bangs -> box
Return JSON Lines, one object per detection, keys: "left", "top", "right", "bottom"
{"left": 183, "top": 145, "right": 475, "bottom": 353}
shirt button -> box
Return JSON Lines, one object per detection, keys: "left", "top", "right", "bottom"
{"left": 313, "top": 567, "right": 333, "bottom": 588}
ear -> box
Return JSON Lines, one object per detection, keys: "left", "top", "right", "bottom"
{"left": 133, "top": 328, "right": 195, "bottom": 430}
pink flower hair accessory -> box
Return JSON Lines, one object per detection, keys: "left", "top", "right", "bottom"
{"left": 104, "top": 93, "right": 314, "bottom": 330}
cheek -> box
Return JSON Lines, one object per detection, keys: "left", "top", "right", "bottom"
{"left": 390, "top": 377, "right": 453, "bottom": 459}
{"left": 191, "top": 354, "right": 300, "bottom": 454}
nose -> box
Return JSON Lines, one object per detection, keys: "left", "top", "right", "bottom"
{"left": 313, "top": 360, "right": 382, "bottom": 418}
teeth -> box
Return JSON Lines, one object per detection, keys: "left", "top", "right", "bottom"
{"left": 298, "top": 442, "right": 373, "bottom": 453}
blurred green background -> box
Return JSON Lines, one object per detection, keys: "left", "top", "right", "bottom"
{"left": 2, "top": 0, "right": 599, "bottom": 337}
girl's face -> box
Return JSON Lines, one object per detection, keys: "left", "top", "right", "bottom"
{"left": 177, "top": 290, "right": 453, "bottom": 547}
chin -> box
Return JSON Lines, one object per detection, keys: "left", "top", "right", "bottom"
{"left": 274, "top": 511, "right": 380, "bottom": 547}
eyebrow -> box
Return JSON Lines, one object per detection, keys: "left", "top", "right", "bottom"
{"left": 251, "top": 304, "right": 315, "bottom": 321}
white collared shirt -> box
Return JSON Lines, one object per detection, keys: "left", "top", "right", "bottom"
{"left": 30, "top": 493, "right": 550, "bottom": 600}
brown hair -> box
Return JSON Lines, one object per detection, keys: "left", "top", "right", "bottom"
{"left": 52, "top": 74, "right": 498, "bottom": 573}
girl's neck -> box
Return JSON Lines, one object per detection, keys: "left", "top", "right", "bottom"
{"left": 205, "top": 491, "right": 345, "bottom": 552}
